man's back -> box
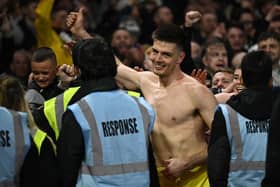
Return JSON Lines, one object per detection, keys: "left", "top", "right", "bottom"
{"left": 59, "top": 88, "right": 155, "bottom": 187}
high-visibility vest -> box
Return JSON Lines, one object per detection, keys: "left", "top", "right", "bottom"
{"left": 0, "top": 107, "right": 53, "bottom": 186}
{"left": 44, "top": 87, "right": 141, "bottom": 140}
{"left": 219, "top": 104, "right": 270, "bottom": 187}
{"left": 68, "top": 89, "right": 155, "bottom": 187}
{"left": 44, "top": 87, "right": 80, "bottom": 140}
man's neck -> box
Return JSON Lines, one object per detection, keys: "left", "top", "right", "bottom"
{"left": 159, "top": 70, "right": 185, "bottom": 88}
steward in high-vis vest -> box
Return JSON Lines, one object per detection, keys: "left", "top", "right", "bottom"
{"left": 0, "top": 107, "right": 58, "bottom": 187}
{"left": 220, "top": 104, "right": 269, "bottom": 187}
{"left": 0, "top": 107, "right": 31, "bottom": 186}
{"left": 208, "top": 51, "right": 275, "bottom": 187}
{"left": 44, "top": 86, "right": 80, "bottom": 140}
{"left": 42, "top": 85, "right": 140, "bottom": 141}
{"left": 68, "top": 89, "right": 154, "bottom": 187}
{"left": 57, "top": 38, "right": 159, "bottom": 187}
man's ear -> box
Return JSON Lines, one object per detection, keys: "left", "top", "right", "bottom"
{"left": 176, "top": 51, "right": 186, "bottom": 64}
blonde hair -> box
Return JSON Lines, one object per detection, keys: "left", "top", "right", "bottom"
{"left": 0, "top": 76, "right": 36, "bottom": 129}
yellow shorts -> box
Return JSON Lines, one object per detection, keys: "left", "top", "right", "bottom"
{"left": 157, "top": 165, "right": 210, "bottom": 187}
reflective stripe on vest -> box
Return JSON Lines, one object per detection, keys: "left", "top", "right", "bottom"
{"left": 29, "top": 127, "right": 45, "bottom": 154}
{"left": 127, "top": 90, "right": 141, "bottom": 97}
{"left": 30, "top": 127, "right": 57, "bottom": 156}
{"left": 130, "top": 96, "right": 149, "bottom": 145}
{"left": 0, "top": 107, "right": 31, "bottom": 186}
{"left": 77, "top": 98, "right": 150, "bottom": 176}
{"left": 44, "top": 87, "right": 80, "bottom": 139}
{"left": 12, "top": 110, "right": 26, "bottom": 185}
{"left": 226, "top": 105, "right": 265, "bottom": 171}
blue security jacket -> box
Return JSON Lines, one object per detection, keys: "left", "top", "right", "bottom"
{"left": 208, "top": 88, "right": 273, "bottom": 187}
{"left": 0, "top": 107, "right": 31, "bottom": 186}
{"left": 220, "top": 104, "right": 269, "bottom": 187}
{"left": 68, "top": 89, "right": 155, "bottom": 187}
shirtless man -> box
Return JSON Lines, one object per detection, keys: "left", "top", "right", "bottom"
{"left": 67, "top": 9, "right": 217, "bottom": 187}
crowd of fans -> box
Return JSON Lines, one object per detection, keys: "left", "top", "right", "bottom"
{"left": 1, "top": 0, "right": 280, "bottom": 90}
{"left": 1, "top": 0, "right": 280, "bottom": 186}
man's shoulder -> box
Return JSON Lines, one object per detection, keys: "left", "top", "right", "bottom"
{"left": 139, "top": 71, "right": 159, "bottom": 89}
{"left": 215, "top": 93, "right": 236, "bottom": 104}
{"left": 140, "top": 71, "right": 158, "bottom": 81}
{"left": 181, "top": 76, "right": 209, "bottom": 91}
{"left": 179, "top": 77, "right": 217, "bottom": 106}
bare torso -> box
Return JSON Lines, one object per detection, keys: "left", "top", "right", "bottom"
{"left": 141, "top": 73, "right": 211, "bottom": 167}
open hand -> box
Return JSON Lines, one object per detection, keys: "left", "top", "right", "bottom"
{"left": 191, "top": 69, "right": 207, "bottom": 85}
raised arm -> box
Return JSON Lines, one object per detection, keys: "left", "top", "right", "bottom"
{"left": 181, "top": 11, "right": 202, "bottom": 75}
{"left": 35, "top": 0, "right": 55, "bottom": 43}
{"left": 66, "top": 8, "right": 146, "bottom": 91}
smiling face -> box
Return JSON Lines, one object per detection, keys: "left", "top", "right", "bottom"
{"left": 150, "top": 40, "right": 185, "bottom": 77}
{"left": 233, "top": 68, "right": 245, "bottom": 92}
{"left": 31, "top": 59, "right": 57, "bottom": 88}
{"left": 204, "top": 44, "right": 228, "bottom": 74}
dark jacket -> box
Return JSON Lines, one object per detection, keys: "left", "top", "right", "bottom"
{"left": 30, "top": 78, "right": 65, "bottom": 142}
{"left": 262, "top": 94, "right": 280, "bottom": 187}
{"left": 57, "top": 77, "right": 160, "bottom": 187}
{"left": 20, "top": 135, "right": 58, "bottom": 187}
{"left": 208, "top": 87, "right": 274, "bottom": 187}
{"left": 181, "top": 26, "right": 197, "bottom": 75}
{"left": 32, "top": 78, "right": 82, "bottom": 142}
{"left": 28, "top": 78, "right": 64, "bottom": 100}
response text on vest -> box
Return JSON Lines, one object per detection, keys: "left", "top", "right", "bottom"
{"left": 101, "top": 118, "right": 139, "bottom": 137}
{"left": 0, "top": 130, "right": 11, "bottom": 147}
{"left": 245, "top": 119, "right": 270, "bottom": 134}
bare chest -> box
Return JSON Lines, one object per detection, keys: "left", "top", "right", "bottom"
{"left": 144, "top": 86, "right": 197, "bottom": 126}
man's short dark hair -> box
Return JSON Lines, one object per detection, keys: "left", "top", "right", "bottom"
{"left": 31, "top": 47, "right": 57, "bottom": 65}
{"left": 257, "top": 31, "right": 280, "bottom": 44}
{"left": 72, "top": 38, "right": 117, "bottom": 80}
{"left": 152, "top": 23, "right": 186, "bottom": 51}
{"left": 241, "top": 51, "right": 272, "bottom": 88}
